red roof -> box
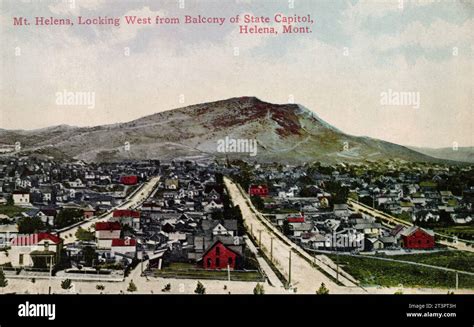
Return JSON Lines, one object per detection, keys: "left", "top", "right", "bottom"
{"left": 11, "top": 233, "right": 62, "bottom": 246}
{"left": 111, "top": 238, "right": 137, "bottom": 247}
{"left": 287, "top": 217, "right": 305, "bottom": 223}
{"left": 112, "top": 210, "right": 140, "bottom": 218}
{"left": 120, "top": 175, "right": 138, "bottom": 185}
{"left": 249, "top": 185, "right": 268, "bottom": 190}
{"left": 95, "top": 221, "right": 122, "bottom": 231}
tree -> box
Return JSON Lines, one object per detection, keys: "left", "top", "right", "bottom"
{"left": 253, "top": 283, "right": 265, "bottom": 295}
{"left": 75, "top": 227, "right": 95, "bottom": 241}
{"left": 61, "top": 279, "right": 72, "bottom": 290}
{"left": 18, "top": 216, "right": 45, "bottom": 234}
{"left": 54, "top": 209, "right": 84, "bottom": 228}
{"left": 82, "top": 246, "right": 97, "bottom": 267}
{"left": 127, "top": 280, "right": 137, "bottom": 292}
{"left": 0, "top": 269, "right": 8, "bottom": 288}
{"left": 251, "top": 196, "right": 264, "bottom": 211}
{"left": 316, "top": 283, "right": 329, "bottom": 295}
{"left": 194, "top": 281, "right": 206, "bottom": 294}
{"left": 359, "top": 196, "right": 374, "bottom": 208}
{"left": 6, "top": 195, "right": 13, "bottom": 206}
{"left": 282, "top": 220, "right": 291, "bottom": 236}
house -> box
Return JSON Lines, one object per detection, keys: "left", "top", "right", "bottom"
{"left": 200, "top": 220, "right": 238, "bottom": 237}
{"left": 120, "top": 175, "right": 138, "bottom": 185}
{"left": 333, "top": 204, "right": 349, "bottom": 217}
{"left": 365, "top": 238, "right": 384, "bottom": 251}
{"left": 95, "top": 222, "right": 122, "bottom": 248}
{"left": 301, "top": 233, "right": 327, "bottom": 249}
{"left": 83, "top": 205, "right": 96, "bottom": 219}
{"left": 248, "top": 184, "right": 269, "bottom": 197}
{"left": 12, "top": 191, "right": 30, "bottom": 206}
{"left": 9, "top": 233, "right": 63, "bottom": 267}
{"left": 165, "top": 178, "right": 179, "bottom": 190}
{"left": 440, "top": 191, "right": 454, "bottom": 204}
{"left": 353, "top": 221, "right": 382, "bottom": 237}
{"left": 452, "top": 213, "right": 473, "bottom": 224}
{"left": 212, "top": 220, "right": 238, "bottom": 237}
{"left": 287, "top": 213, "right": 305, "bottom": 223}
{"left": 199, "top": 240, "right": 241, "bottom": 270}
{"left": 111, "top": 238, "right": 137, "bottom": 261}
{"left": 400, "top": 226, "right": 435, "bottom": 249}
{"left": 111, "top": 209, "right": 140, "bottom": 230}
{"left": 379, "top": 236, "right": 397, "bottom": 248}
{"left": 290, "top": 222, "right": 314, "bottom": 237}
{"left": 203, "top": 200, "right": 223, "bottom": 213}
{"left": 38, "top": 208, "right": 57, "bottom": 226}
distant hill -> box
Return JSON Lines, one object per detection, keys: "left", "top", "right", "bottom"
{"left": 408, "top": 146, "right": 474, "bottom": 164}
{"left": 0, "top": 97, "right": 453, "bottom": 164}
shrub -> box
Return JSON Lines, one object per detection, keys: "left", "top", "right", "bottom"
{"left": 253, "top": 283, "right": 265, "bottom": 295}
{"left": 162, "top": 283, "right": 171, "bottom": 292}
{"left": 127, "top": 280, "right": 137, "bottom": 292}
{"left": 0, "top": 270, "right": 8, "bottom": 288}
{"left": 316, "top": 283, "right": 329, "bottom": 295}
{"left": 61, "top": 279, "right": 72, "bottom": 290}
{"left": 194, "top": 281, "right": 205, "bottom": 294}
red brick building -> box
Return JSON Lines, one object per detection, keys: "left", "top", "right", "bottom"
{"left": 120, "top": 175, "right": 138, "bottom": 185}
{"left": 248, "top": 184, "right": 269, "bottom": 197}
{"left": 400, "top": 226, "right": 435, "bottom": 249}
{"left": 201, "top": 240, "right": 240, "bottom": 270}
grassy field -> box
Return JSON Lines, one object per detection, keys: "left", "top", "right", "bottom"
{"left": 435, "top": 225, "right": 474, "bottom": 241}
{"left": 327, "top": 251, "right": 474, "bottom": 289}
{"left": 0, "top": 205, "right": 27, "bottom": 218}
{"left": 153, "top": 262, "right": 264, "bottom": 282}
{"left": 389, "top": 251, "right": 474, "bottom": 273}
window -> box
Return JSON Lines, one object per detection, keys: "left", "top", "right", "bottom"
{"left": 228, "top": 257, "right": 233, "bottom": 265}
{"left": 19, "top": 254, "right": 24, "bottom": 265}
{"left": 215, "top": 258, "right": 220, "bottom": 267}
{"left": 215, "top": 246, "right": 220, "bottom": 256}
{"left": 207, "top": 258, "right": 212, "bottom": 268}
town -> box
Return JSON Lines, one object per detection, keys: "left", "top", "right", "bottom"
{"left": 0, "top": 155, "right": 473, "bottom": 294}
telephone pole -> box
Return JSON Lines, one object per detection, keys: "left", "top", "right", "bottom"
{"left": 270, "top": 237, "right": 274, "bottom": 262}
{"left": 48, "top": 255, "right": 53, "bottom": 295}
{"left": 288, "top": 250, "right": 292, "bottom": 287}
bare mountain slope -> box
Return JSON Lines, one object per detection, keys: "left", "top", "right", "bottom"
{"left": 0, "top": 97, "right": 445, "bottom": 163}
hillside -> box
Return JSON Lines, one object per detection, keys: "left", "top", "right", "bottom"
{"left": 0, "top": 97, "right": 447, "bottom": 164}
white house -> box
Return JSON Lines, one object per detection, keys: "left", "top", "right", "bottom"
{"left": 13, "top": 192, "right": 30, "bottom": 206}
{"left": 9, "top": 233, "right": 62, "bottom": 267}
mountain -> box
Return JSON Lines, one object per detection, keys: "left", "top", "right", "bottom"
{"left": 407, "top": 146, "right": 474, "bottom": 164}
{"left": 0, "top": 97, "right": 452, "bottom": 164}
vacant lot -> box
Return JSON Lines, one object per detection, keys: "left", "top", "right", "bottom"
{"left": 153, "top": 262, "right": 264, "bottom": 282}
{"left": 327, "top": 251, "right": 474, "bottom": 289}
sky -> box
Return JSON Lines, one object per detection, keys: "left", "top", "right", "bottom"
{"left": 0, "top": 0, "right": 473, "bottom": 148}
